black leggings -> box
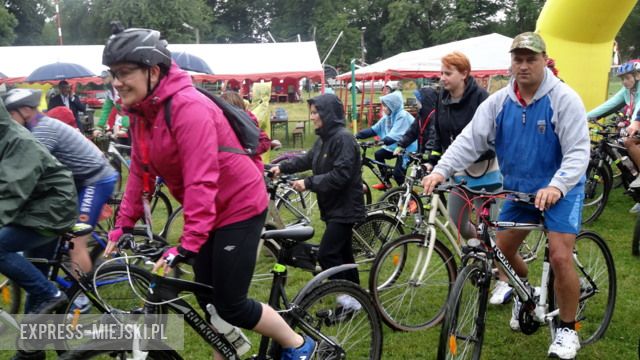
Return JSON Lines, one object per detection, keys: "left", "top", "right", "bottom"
{"left": 318, "top": 222, "right": 360, "bottom": 285}
{"left": 374, "top": 148, "right": 405, "bottom": 185}
{"left": 193, "top": 210, "right": 267, "bottom": 330}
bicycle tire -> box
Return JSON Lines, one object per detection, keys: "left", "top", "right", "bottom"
{"left": 294, "top": 280, "right": 383, "bottom": 359}
{"left": 149, "top": 191, "right": 173, "bottom": 235}
{"left": 380, "top": 186, "right": 425, "bottom": 218}
{"left": 274, "top": 188, "right": 313, "bottom": 227}
{"left": 60, "top": 264, "right": 173, "bottom": 359}
{"left": 437, "top": 262, "right": 489, "bottom": 360}
{"left": 369, "top": 234, "right": 456, "bottom": 331}
{"left": 582, "top": 161, "right": 612, "bottom": 224}
{"left": 547, "top": 231, "right": 616, "bottom": 346}
{"left": 160, "top": 206, "right": 184, "bottom": 245}
{"left": 352, "top": 213, "right": 404, "bottom": 267}
{"left": 632, "top": 215, "right": 640, "bottom": 256}
{"left": 362, "top": 180, "right": 372, "bottom": 205}
{"left": 59, "top": 340, "right": 182, "bottom": 360}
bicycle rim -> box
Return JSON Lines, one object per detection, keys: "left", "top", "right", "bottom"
{"left": 437, "top": 263, "right": 488, "bottom": 360}
{"left": 352, "top": 213, "right": 404, "bottom": 268}
{"left": 369, "top": 235, "right": 456, "bottom": 331}
{"left": 295, "top": 280, "right": 382, "bottom": 359}
{"left": 548, "top": 231, "right": 616, "bottom": 345}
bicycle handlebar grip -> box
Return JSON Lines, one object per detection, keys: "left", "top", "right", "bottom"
{"left": 117, "top": 233, "right": 135, "bottom": 251}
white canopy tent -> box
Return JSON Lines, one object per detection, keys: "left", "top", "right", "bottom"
{"left": 336, "top": 33, "right": 514, "bottom": 81}
{"left": 0, "top": 41, "right": 324, "bottom": 84}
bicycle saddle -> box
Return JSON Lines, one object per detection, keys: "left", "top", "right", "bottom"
{"left": 263, "top": 226, "right": 314, "bottom": 242}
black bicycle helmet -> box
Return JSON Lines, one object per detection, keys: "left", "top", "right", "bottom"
{"left": 102, "top": 27, "right": 171, "bottom": 69}
{"left": 3, "top": 88, "right": 42, "bottom": 111}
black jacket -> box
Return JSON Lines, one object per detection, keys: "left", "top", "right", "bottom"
{"left": 279, "top": 94, "right": 365, "bottom": 224}
{"left": 398, "top": 87, "right": 438, "bottom": 153}
{"left": 48, "top": 94, "right": 86, "bottom": 127}
{"left": 426, "top": 77, "right": 490, "bottom": 165}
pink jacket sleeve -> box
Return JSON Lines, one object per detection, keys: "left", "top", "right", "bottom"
{"left": 115, "top": 138, "right": 145, "bottom": 228}
{"left": 171, "top": 99, "right": 221, "bottom": 253}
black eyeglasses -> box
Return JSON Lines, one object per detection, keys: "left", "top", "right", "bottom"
{"left": 109, "top": 66, "right": 142, "bottom": 81}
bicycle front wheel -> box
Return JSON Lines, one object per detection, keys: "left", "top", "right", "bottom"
{"left": 437, "top": 262, "right": 489, "bottom": 360}
{"left": 295, "top": 280, "right": 383, "bottom": 359}
{"left": 547, "top": 230, "right": 616, "bottom": 346}
{"left": 369, "top": 234, "right": 456, "bottom": 331}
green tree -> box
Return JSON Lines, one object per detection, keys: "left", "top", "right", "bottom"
{"left": 204, "top": 0, "right": 270, "bottom": 43}
{"left": 431, "top": 0, "right": 505, "bottom": 43}
{"left": 4, "top": 0, "right": 51, "bottom": 45}
{"left": 617, "top": 3, "right": 640, "bottom": 60}
{"left": 0, "top": 5, "right": 17, "bottom": 46}
{"left": 496, "top": 0, "right": 544, "bottom": 36}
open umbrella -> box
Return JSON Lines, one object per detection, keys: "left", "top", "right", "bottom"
{"left": 0, "top": 72, "right": 6, "bottom": 79}
{"left": 26, "top": 62, "right": 95, "bottom": 82}
{"left": 171, "top": 51, "right": 213, "bottom": 74}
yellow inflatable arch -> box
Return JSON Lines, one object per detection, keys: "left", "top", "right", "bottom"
{"left": 537, "top": 0, "right": 637, "bottom": 110}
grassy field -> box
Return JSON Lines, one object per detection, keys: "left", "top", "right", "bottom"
{"left": 2, "top": 81, "right": 630, "bottom": 359}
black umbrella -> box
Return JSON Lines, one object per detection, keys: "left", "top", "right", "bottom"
{"left": 171, "top": 51, "right": 213, "bottom": 74}
{"left": 26, "top": 62, "right": 95, "bottom": 82}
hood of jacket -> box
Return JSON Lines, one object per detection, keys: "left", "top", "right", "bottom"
{"left": 442, "top": 76, "right": 482, "bottom": 106}
{"left": 380, "top": 91, "right": 404, "bottom": 115}
{"left": 506, "top": 67, "right": 561, "bottom": 105}
{"left": 416, "top": 87, "right": 438, "bottom": 120}
{"left": 309, "top": 94, "right": 346, "bottom": 140}
{"left": 125, "top": 62, "right": 194, "bottom": 120}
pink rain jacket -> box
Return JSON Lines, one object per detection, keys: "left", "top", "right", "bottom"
{"left": 115, "top": 63, "right": 268, "bottom": 253}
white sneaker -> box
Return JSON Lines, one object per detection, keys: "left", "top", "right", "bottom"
{"left": 490, "top": 280, "right": 513, "bottom": 305}
{"left": 336, "top": 294, "right": 362, "bottom": 311}
{"left": 509, "top": 297, "right": 521, "bottom": 331}
{"left": 629, "top": 203, "right": 640, "bottom": 214}
{"left": 548, "top": 327, "right": 581, "bottom": 359}
{"left": 630, "top": 175, "right": 640, "bottom": 189}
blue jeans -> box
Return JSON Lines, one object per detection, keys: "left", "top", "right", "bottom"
{"left": 0, "top": 226, "right": 59, "bottom": 313}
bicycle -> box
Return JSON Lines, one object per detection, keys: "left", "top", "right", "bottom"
{"left": 369, "top": 162, "right": 549, "bottom": 331}
{"left": 583, "top": 118, "right": 640, "bottom": 224}
{"left": 61, "top": 225, "right": 383, "bottom": 359}
{"left": 436, "top": 184, "right": 616, "bottom": 360}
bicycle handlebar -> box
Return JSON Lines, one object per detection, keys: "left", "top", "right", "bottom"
{"left": 434, "top": 182, "right": 536, "bottom": 205}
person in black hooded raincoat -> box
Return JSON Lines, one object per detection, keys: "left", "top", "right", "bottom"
{"left": 271, "top": 94, "right": 365, "bottom": 313}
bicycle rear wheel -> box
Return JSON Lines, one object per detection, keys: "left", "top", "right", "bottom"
{"left": 352, "top": 213, "right": 404, "bottom": 268}
{"left": 437, "top": 262, "right": 489, "bottom": 360}
{"left": 582, "top": 161, "right": 612, "bottom": 224}
{"left": 248, "top": 239, "right": 280, "bottom": 305}
{"left": 547, "top": 231, "right": 616, "bottom": 345}
{"left": 293, "top": 280, "right": 382, "bottom": 359}
{"left": 369, "top": 234, "right": 456, "bottom": 331}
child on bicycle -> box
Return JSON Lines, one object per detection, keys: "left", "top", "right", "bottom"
{"left": 588, "top": 60, "right": 640, "bottom": 212}
{"left": 355, "top": 90, "right": 417, "bottom": 188}
{"left": 101, "top": 26, "right": 315, "bottom": 359}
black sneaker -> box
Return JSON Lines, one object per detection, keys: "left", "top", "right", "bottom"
{"left": 30, "top": 291, "right": 68, "bottom": 314}
{"left": 324, "top": 306, "right": 360, "bottom": 326}
{"left": 9, "top": 351, "right": 45, "bottom": 360}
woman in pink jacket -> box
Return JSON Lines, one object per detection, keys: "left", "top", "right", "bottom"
{"left": 102, "top": 27, "right": 315, "bottom": 359}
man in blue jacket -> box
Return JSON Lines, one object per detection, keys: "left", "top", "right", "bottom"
{"left": 422, "top": 32, "right": 589, "bottom": 359}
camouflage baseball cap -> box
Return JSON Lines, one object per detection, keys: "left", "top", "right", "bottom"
{"left": 510, "top": 32, "right": 546, "bottom": 53}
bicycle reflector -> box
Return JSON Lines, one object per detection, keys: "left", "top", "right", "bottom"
{"left": 449, "top": 334, "right": 458, "bottom": 355}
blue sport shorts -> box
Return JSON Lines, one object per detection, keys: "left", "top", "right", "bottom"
{"left": 498, "top": 184, "right": 584, "bottom": 234}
